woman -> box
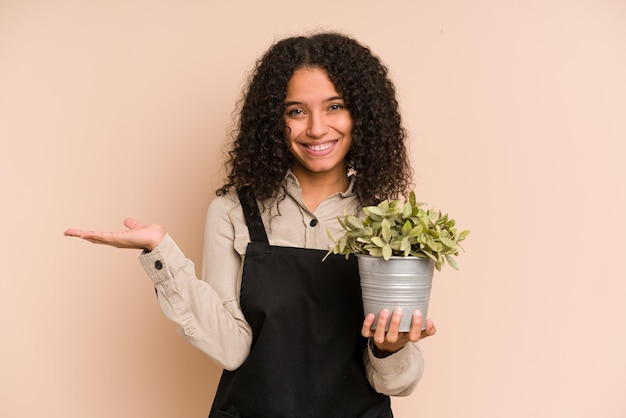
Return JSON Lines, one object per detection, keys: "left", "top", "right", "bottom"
{"left": 65, "top": 32, "right": 436, "bottom": 418}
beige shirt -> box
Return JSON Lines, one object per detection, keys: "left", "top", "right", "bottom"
{"left": 139, "top": 172, "right": 424, "bottom": 396}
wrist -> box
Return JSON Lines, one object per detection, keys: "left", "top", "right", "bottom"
{"left": 146, "top": 229, "right": 166, "bottom": 252}
{"left": 369, "top": 338, "right": 397, "bottom": 359}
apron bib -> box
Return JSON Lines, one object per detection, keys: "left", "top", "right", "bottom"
{"left": 209, "top": 189, "right": 392, "bottom": 418}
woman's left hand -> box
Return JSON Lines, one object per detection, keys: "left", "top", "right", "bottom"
{"left": 361, "top": 309, "right": 436, "bottom": 357}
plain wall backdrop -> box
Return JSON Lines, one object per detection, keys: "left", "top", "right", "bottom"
{"left": 1, "top": 0, "right": 625, "bottom": 417}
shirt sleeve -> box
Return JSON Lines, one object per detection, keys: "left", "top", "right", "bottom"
{"left": 363, "top": 341, "right": 424, "bottom": 396}
{"left": 139, "top": 196, "right": 252, "bottom": 371}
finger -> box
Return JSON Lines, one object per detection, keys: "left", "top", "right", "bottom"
{"left": 373, "top": 309, "right": 390, "bottom": 344}
{"left": 124, "top": 218, "right": 144, "bottom": 230}
{"left": 384, "top": 308, "right": 402, "bottom": 344}
{"left": 74, "top": 230, "right": 136, "bottom": 248}
{"left": 420, "top": 318, "right": 437, "bottom": 339}
{"left": 64, "top": 228, "right": 114, "bottom": 242}
{"left": 408, "top": 310, "right": 423, "bottom": 342}
{"left": 64, "top": 228, "right": 84, "bottom": 237}
{"left": 361, "top": 313, "right": 376, "bottom": 338}
{"left": 79, "top": 231, "right": 123, "bottom": 246}
{"left": 71, "top": 230, "right": 104, "bottom": 241}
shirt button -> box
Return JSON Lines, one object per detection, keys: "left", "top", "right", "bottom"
{"left": 155, "top": 260, "right": 163, "bottom": 270}
{"left": 309, "top": 219, "right": 318, "bottom": 227}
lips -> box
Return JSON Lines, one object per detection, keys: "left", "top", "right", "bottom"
{"left": 305, "top": 141, "right": 337, "bottom": 152}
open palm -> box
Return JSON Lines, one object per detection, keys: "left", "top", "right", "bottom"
{"left": 64, "top": 218, "right": 165, "bottom": 251}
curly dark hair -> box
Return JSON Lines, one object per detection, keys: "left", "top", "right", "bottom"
{"left": 217, "top": 32, "right": 412, "bottom": 206}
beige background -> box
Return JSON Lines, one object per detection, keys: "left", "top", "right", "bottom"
{"left": 2, "top": 0, "right": 625, "bottom": 417}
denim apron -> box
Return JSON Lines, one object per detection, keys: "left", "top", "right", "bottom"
{"left": 209, "top": 189, "right": 392, "bottom": 418}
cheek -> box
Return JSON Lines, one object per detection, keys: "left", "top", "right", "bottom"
{"left": 346, "top": 121, "right": 354, "bottom": 136}
{"left": 285, "top": 120, "right": 304, "bottom": 142}
{"left": 341, "top": 114, "right": 354, "bottom": 134}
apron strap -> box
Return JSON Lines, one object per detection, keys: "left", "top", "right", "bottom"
{"left": 237, "top": 186, "right": 269, "bottom": 244}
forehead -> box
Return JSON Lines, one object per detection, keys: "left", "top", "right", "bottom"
{"left": 285, "top": 67, "right": 340, "bottom": 100}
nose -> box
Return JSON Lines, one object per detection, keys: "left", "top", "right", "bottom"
{"left": 306, "top": 111, "right": 329, "bottom": 138}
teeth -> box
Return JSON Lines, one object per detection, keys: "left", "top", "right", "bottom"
{"left": 307, "top": 142, "right": 334, "bottom": 151}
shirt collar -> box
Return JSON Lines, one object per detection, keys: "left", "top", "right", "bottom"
{"left": 284, "top": 170, "right": 356, "bottom": 198}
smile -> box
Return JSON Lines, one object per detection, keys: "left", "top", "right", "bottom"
{"left": 305, "top": 141, "right": 336, "bottom": 152}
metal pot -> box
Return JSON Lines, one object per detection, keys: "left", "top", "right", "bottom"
{"left": 357, "top": 255, "right": 434, "bottom": 332}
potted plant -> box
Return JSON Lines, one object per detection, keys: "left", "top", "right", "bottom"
{"left": 325, "top": 191, "right": 470, "bottom": 331}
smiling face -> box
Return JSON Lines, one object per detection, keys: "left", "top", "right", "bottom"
{"left": 284, "top": 67, "right": 353, "bottom": 185}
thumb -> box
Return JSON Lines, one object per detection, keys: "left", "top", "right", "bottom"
{"left": 124, "top": 218, "right": 144, "bottom": 230}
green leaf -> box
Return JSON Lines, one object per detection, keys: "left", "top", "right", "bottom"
{"left": 390, "top": 239, "right": 402, "bottom": 252}
{"left": 347, "top": 216, "right": 364, "bottom": 230}
{"left": 422, "top": 250, "right": 438, "bottom": 262}
{"left": 402, "top": 201, "right": 412, "bottom": 218}
{"left": 401, "top": 220, "right": 412, "bottom": 236}
{"left": 382, "top": 244, "right": 392, "bottom": 260}
{"left": 322, "top": 249, "right": 333, "bottom": 261}
{"left": 458, "top": 230, "right": 471, "bottom": 240}
{"left": 408, "top": 225, "right": 423, "bottom": 238}
{"left": 363, "top": 206, "right": 383, "bottom": 221}
{"left": 445, "top": 254, "right": 460, "bottom": 270}
{"left": 440, "top": 236, "right": 458, "bottom": 249}
{"left": 381, "top": 219, "right": 392, "bottom": 242}
{"left": 339, "top": 235, "right": 348, "bottom": 252}
{"left": 371, "top": 236, "right": 386, "bottom": 248}
{"left": 425, "top": 235, "right": 438, "bottom": 251}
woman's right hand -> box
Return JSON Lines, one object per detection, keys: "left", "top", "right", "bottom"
{"left": 64, "top": 218, "right": 166, "bottom": 252}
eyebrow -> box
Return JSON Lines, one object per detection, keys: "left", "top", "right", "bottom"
{"left": 284, "top": 96, "right": 344, "bottom": 107}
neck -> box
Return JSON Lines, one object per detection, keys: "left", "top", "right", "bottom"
{"left": 292, "top": 166, "right": 349, "bottom": 212}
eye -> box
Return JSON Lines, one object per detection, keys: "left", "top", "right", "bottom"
{"left": 328, "top": 103, "right": 344, "bottom": 112}
{"left": 285, "top": 108, "right": 305, "bottom": 118}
